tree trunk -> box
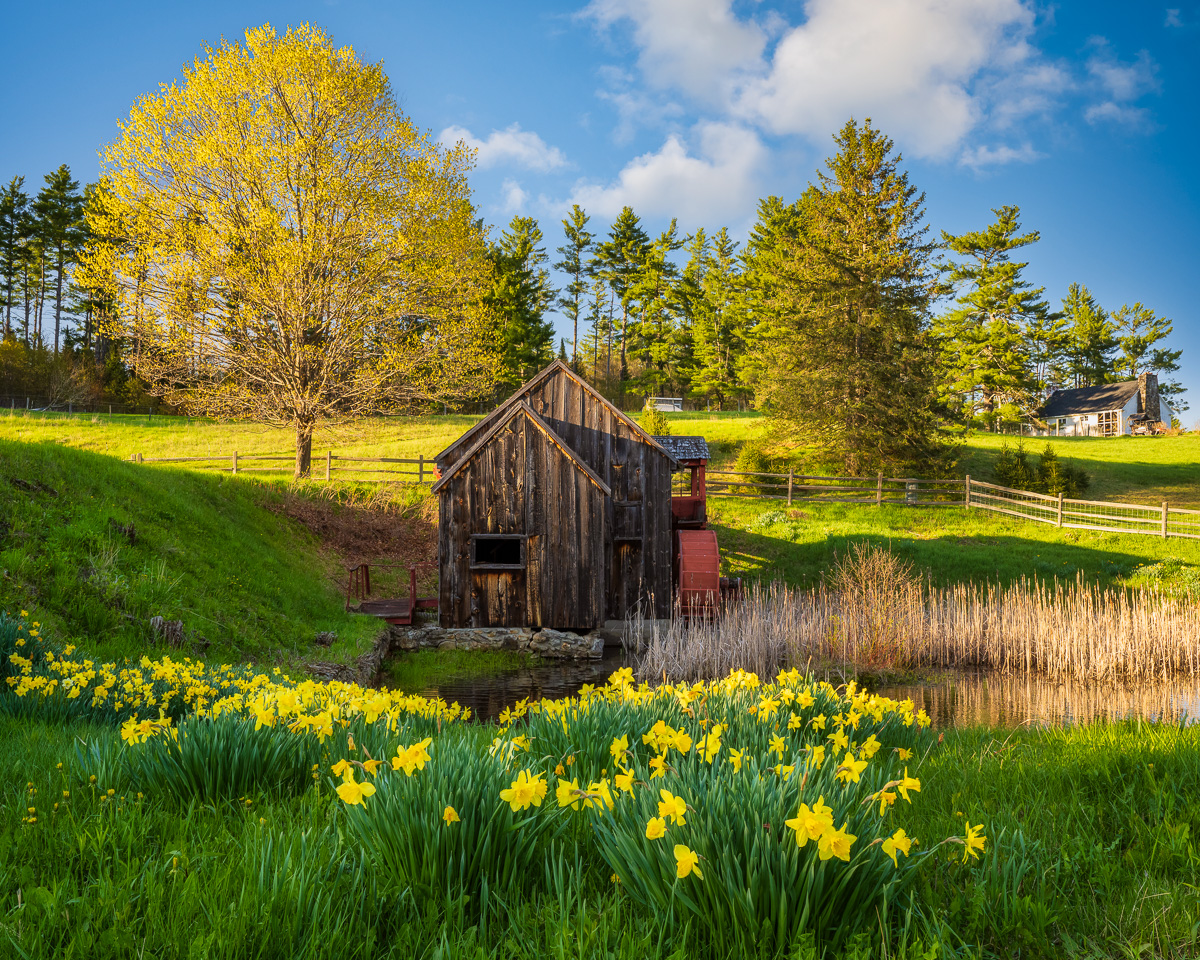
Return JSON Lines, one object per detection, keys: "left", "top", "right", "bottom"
{"left": 295, "top": 420, "right": 314, "bottom": 479}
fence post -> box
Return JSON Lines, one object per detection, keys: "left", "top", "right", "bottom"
{"left": 1056, "top": 492, "right": 1064, "bottom": 527}
{"left": 138, "top": 453, "right": 143, "bottom": 463}
{"left": 1162, "top": 501, "right": 1169, "bottom": 538}
{"left": 787, "top": 468, "right": 794, "bottom": 506}
{"left": 876, "top": 472, "right": 883, "bottom": 507}
{"left": 325, "top": 450, "right": 332, "bottom": 482}
{"left": 964, "top": 474, "right": 971, "bottom": 508}
{"left": 419, "top": 455, "right": 425, "bottom": 483}
{"left": 232, "top": 450, "right": 238, "bottom": 475}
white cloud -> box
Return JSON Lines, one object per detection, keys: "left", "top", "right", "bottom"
{"left": 499, "top": 179, "right": 529, "bottom": 215}
{"left": 734, "top": 0, "right": 1040, "bottom": 159}
{"left": 1165, "top": 8, "right": 1182, "bottom": 28}
{"left": 583, "top": 0, "right": 767, "bottom": 105}
{"left": 568, "top": 121, "right": 766, "bottom": 222}
{"left": 439, "top": 123, "right": 568, "bottom": 172}
{"left": 959, "top": 142, "right": 1043, "bottom": 169}
{"left": 1083, "top": 40, "right": 1159, "bottom": 126}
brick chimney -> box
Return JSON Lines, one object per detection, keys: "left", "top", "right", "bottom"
{"left": 1138, "top": 372, "right": 1161, "bottom": 422}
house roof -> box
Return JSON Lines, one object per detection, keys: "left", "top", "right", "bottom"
{"left": 434, "top": 360, "right": 677, "bottom": 468}
{"left": 1040, "top": 381, "right": 1141, "bottom": 418}
{"left": 653, "top": 436, "right": 710, "bottom": 462}
{"left": 431, "top": 401, "right": 612, "bottom": 497}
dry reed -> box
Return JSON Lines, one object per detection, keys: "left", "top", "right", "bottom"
{"left": 633, "top": 544, "right": 1200, "bottom": 683}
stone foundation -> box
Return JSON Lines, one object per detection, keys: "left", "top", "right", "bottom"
{"left": 391, "top": 624, "right": 604, "bottom": 659}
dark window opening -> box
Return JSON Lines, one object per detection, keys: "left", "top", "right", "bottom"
{"left": 472, "top": 536, "right": 524, "bottom": 567}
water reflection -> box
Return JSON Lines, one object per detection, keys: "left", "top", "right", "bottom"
{"left": 410, "top": 649, "right": 630, "bottom": 722}
{"left": 399, "top": 651, "right": 1200, "bottom": 728}
{"left": 877, "top": 672, "right": 1200, "bottom": 728}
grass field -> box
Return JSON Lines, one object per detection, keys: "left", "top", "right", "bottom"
{"left": 2, "top": 708, "right": 1196, "bottom": 958}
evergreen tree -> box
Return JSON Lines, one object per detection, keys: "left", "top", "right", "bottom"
{"left": 489, "top": 215, "right": 557, "bottom": 388}
{"left": 1061, "top": 283, "right": 1116, "bottom": 387}
{"left": 1111, "top": 302, "right": 1174, "bottom": 379}
{"left": 592, "top": 206, "right": 649, "bottom": 387}
{"left": 934, "top": 205, "right": 1053, "bottom": 428}
{"left": 690, "top": 228, "right": 750, "bottom": 409}
{"left": 32, "top": 165, "right": 85, "bottom": 355}
{"left": 553, "top": 204, "right": 593, "bottom": 370}
{"left": 742, "top": 194, "right": 804, "bottom": 396}
{"left": 630, "top": 220, "right": 683, "bottom": 395}
{"left": 0, "top": 177, "right": 31, "bottom": 340}
{"left": 758, "top": 120, "right": 946, "bottom": 474}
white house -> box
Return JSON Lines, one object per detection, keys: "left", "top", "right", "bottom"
{"left": 1037, "top": 372, "right": 1176, "bottom": 437}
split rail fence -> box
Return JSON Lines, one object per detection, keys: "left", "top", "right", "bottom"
{"left": 126, "top": 453, "right": 1200, "bottom": 542}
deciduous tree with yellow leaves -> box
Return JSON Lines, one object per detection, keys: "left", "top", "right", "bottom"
{"left": 82, "top": 24, "right": 499, "bottom": 476}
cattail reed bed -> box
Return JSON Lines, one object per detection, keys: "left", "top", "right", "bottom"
{"left": 635, "top": 545, "right": 1200, "bottom": 683}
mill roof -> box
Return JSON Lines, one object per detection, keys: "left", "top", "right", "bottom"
{"left": 1040, "top": 380, "right": 1141, "bottom": 418}
{"left": 652, "top": 436, "right": 710, "bottom": 462}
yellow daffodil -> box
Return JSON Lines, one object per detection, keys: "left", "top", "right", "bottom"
{"left": 897, "top": 768, "right": 921, "bottom": 803}
{"left": 361, "top": 758, "right": 382, "bottom": 776}
{"left": 806, "top": 744, "right": 826, "bottom": 769}
{"left": 787, "top": 712, "right": 802, "bottom": 730}
{"left": 613, "top": 769, "right": 635, "bottom": 793}
{"left": 649, "top": 753, "right": 668, "bottom": 779}
{"left": 811, "top": 713, "right": 826, "bottom": 732}
{"left": 443, "top": 806, "right": 460, "bottom": 824}
{"left": 784, "top": 800, "right": 834, "bottom": 847}
{"left": 827, "top": 728, "right": 849, "bottom": 752}
{"left": 882, "top": 828, "right": 913, "bottom": 867}
{"left": 645, "top": 815, "right": 667, "bottom": 840}
{"left": 585, "top": 778, "right": 614, "bottom": 813}
{"left": 610, "top": 734, "right": 629, "bottom": 761}
{"left": 556, "top": 777, "right": 582, "bottom": 810}
{"left": 768, "top": 734, "right": 787, "bottom": 757}
{"left": 962, "top": 822, "right": 987, "bottom": 862}
{"left": 835, "top": 752, "right": 868, "bottom": 785}
{"left": 658, "top": 789, "right": 688, "bottom": 826}
{"left": 859, "top": 734, "right": 881, "bottom": 759}
{"left": 331, "top": 759, "right": 353, "bottom": 781}
{"left": 875, "top": 789, "right": 897, "bottom": 815}
{"left": 818, "top": 822, "right": 856, "bottom": 862}
{"left": 335, "top": 771, "right": 376, "bottom": 807}
{"left": 728, "top": 748, "right": 744, "bottom": 773}
{"left": 499, "top": 769, "right": 548, "bottom": 812}
{"left": 674, "top": 844, "right": 702, "bottom": 879}
{"left": 701, "top": 724, "right": 723, "bottom": 763}
{"left": 896, "top": 747, "right": 914, "bottom": 761}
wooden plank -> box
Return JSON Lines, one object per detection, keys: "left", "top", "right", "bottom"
{"left": 973, "top": 501, "right": 1058, "bottom": 524}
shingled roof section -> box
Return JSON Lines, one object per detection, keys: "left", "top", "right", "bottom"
{"left": 653, "top": 436, "right": 710, "bottom": 462}
{"left": 1040, "top": 381, "right": 1141, "bottom": 418}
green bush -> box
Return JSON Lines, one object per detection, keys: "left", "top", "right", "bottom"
{"left": 993, "top": 442, "right": 1090, "bottom": 497}
{"left": 639, "top": 400, "right": 672, "bottom": 437}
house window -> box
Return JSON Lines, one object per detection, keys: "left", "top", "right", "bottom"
{"left": 1098, "top": 410, "right": 1119, "bottom": 437}
{"left": 471, "top": 535, "right": 525, "bottom": 569}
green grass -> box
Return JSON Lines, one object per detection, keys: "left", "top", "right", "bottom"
{"left": 709, "top": 497, "right": 1200, "bottom": 592}
{"left": 0, "top": 439, "right": 382, "bottom": 667}
{"left": 2, "top": 712, "right": 1195, "bottom": 958}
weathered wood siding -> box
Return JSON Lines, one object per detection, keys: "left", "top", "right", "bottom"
{"left": 438, "top": 411, "right": 608, "bottom": 628}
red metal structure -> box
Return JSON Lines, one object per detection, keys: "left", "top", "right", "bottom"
{"left": 653, "top": 436, "right": 741, "bottom": 618}
{"left": 346, "top": 561, "right": 439, "bottom": 625}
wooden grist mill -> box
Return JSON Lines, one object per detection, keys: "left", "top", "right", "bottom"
{"left": 347, "top": 360, "right": 737, "bottom": 629}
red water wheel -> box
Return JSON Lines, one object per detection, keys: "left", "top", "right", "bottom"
{"left": 676, "top": 529, "right": 721, "bottom": 619}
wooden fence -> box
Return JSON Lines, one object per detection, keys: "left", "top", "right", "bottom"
{"left": 704, "top": 469, "right": 966, "bottom": 506}
{"left": 128, "top": 451, "right": 433, "bottom": 482}
{"left": 126, "top": 452, "right": 1200, "bottom": 542}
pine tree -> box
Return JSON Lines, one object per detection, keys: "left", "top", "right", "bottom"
{"left": 934, "top": 205, "right": 1053, "bottom": 428}
{"left": 32, "top": 165, "right": 85, "bottom": 355}
{"left": 630, "top": 220, "right": 683, "bottom": 395}
{"left": 489, "top": 215, "right": 557, "bottom": 388}
{"left": 592, "top": 206, "right": 649, "bottom": 388}
{"left": 1061, "top": 284, "right": 1116, "bottom": 387}
{"left": 758, "top": 120, "right": 946, "bottom": 474}
{"left": 690, "top": 228, "right": 750, "bottom": 410}
{"left": 553, "top": 204, "right": 592, "bottom": 370}
{"left": 0, "top": 177, "right": 30, "bottom": 340}
{"left": 1112, "top": 303, "right": 1174, "bottom": 378}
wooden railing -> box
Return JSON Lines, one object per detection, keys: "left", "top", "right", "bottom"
{"left": 128, "top": 451, "right": 434, "bottom": 482}
{"left": 705, "top": 469, "right": 966, "bottom": 506}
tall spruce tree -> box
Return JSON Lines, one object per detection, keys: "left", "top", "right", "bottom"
{"left": 690, "top": 228, "right": 750, "bottom": 409}
{"left": 630, "top": 220, "right": 683, "bottom": 395}
{"left": 489, "top": 215, "right": 557, "bottom": 388}
{"left": 554, "top": 204, "right": 592, "bottom": 370}
{"left": 1111, "top": 303, "right": 1173, "bottom": 378}
{"left": 592, "top": 206, "right": 649, "bottom": 386}
{"left": 1061, "top": 283, "right": 1117, "bottom": 387}
{"left": 759, "top": 120, "right": 946, "bottom": 474}
{"left": 0, "top": 177, "right": 31, "bottom": 339}
{"left": 934, "top": 205, "right": 1053, "bottom": 427}
{"left": 32, "top": 165, "right": 85, "bottom": 354}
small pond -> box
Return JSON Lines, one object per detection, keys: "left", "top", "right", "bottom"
{"left": 406, "top": 652, "right": 1200, "bottom": 727}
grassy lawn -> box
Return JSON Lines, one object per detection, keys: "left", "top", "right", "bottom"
{"left": 710, "top": 496, "right": 1200, "bottom": 592}
{"left": 0, "top": 439, "right": 383, "bottom": 667}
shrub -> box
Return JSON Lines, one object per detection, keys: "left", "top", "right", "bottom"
{"left": 993, "top": 442, "right": 1089, "bottom": 497}
{"left": 638, "top": 400, "right": 671, "bottom": 437}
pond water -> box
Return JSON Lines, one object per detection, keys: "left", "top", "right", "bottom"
{"left": 408, "top": 653, "right": 1200, "bottom": 727}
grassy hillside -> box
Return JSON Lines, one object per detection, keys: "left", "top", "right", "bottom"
{"left": 0, "top": 439, "right": 384, "bottom": 665}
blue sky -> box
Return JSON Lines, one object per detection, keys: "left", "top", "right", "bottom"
{"left": 2, "top": 1, "right": 1196, "bottom": 414}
